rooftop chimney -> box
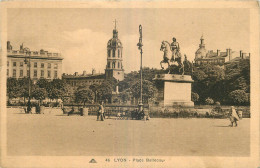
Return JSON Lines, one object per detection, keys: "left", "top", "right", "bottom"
{"left": 74, "top": 72, "right": 78, "bottom": 76}
{"left": 226, "top": 49, "right": 229, "bottom": 56}
{"left": 240, "top": 50, "right": 243, "bottom": 58}
{"left": 227, "top": 48, "right": 232, "bottom": 61}
{"left": 20, "top": 43, "right": 24, "bottom": 51}
{"left": 92, "top": 69, "right": 96, "bottom": 75}
{"left": 7, "top": 41, "right": 12, "bottom": 50}
{"left": 242, "top": 53, "right": 246, "bottom": 59}
{"left": 83, "top": 71, "right": 87, "bottom": 76}
{"left": 217, "top": 50, "right": 220, "bottom": 56}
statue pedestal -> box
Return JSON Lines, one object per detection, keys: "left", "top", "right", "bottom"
{"left": 153, "top": 74, "right": 194, "bottom": 107}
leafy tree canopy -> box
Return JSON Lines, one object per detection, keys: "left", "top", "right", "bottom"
{"left": 225, "top": 59, "right": 250, "bottom": 93}
{"left": 36, "top": 79, "right": 49, "bottom": 88}
{"left": 228, "top": 89, "right": 249, "bottom": 105}
{"left": 32, "top": 87, "right": 47, "bottom": 102}
{"left": 74, "top": 88, "right": 94, "bottom": 106}
{"left": 205, "top": 97, "right": 214, "bottom": 105}
{"left": 130, "top": 80, "right": 157, "bottom": 103}
{"left": 191, "top": 92, "right": 199, "bottom": 102}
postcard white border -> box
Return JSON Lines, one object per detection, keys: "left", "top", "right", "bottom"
{"left": 0, "top": 1, "right": 259, "bottom": 168}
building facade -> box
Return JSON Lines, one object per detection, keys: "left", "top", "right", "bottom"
{"left": 7, "top": 41, "right": 63, "bottom": 80}
{"left": 194, "top": 36, "right": 250, "bottom": 66}
{"left": 105, "top": 23, "right": 124, "bottom": 81}
{"left": 62, "top": 70, "right": 105, "bottom": 88}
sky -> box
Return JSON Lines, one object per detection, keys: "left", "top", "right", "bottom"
{"left": 7, "top": 8, "right": 250, "bottom": 74}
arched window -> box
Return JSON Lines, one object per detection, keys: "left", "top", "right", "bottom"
{"left": 107, "top": 50, "right": 110, "bottom": 57}
{"left": 112, "top": 50, "right": 115, "bottom": 57}
{"left": 112, "top": 62, "right": 115, "bottom": 68}
{"left": 118, "top": 49, "right": 120, "bottom": 58}
{"left": 118, "top": 62, "right": 120, "bottom": 68}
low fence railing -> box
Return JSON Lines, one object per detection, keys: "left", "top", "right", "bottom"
{"left": 62, "top": 104, "right": 149, "bottom": 118}
{"left": 9, "top": 104, "right": 250, "bottom": 118}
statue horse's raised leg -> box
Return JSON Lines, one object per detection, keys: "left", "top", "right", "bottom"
{"left": 179, "top": 63, "right": 184, "bottom": 75}
{"left": 177, "top": 61, "right": 184, "bottom": 75}
{"left": 167, "top": 61, "right": 171, "bottom": 74}
{"left": 160, "top": 61, "right": 164, "bottom": 69}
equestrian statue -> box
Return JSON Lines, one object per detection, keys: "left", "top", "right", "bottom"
{"left": 160, "top": 37, "right": 189, "bottom": 75}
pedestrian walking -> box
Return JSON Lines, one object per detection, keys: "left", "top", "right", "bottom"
{"left": 97, "top": 102, "right": 104, "bottom": 121}
{"left": 229, "top": 106, "right": 240, "bottom": 127}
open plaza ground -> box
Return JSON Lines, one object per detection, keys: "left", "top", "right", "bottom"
{"left": 7, "top": 108, "right": 250, "bottom": 156}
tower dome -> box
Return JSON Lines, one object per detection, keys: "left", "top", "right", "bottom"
{"left": 107, "top": 38, "right": 122, "bottom": 48}
{"left": 107, "top": 25, "right": 123, "bottom": 48}
{"left": 105, "top": 20, "right": 124, "bottom": 81}
{"left": 195, "top": 35, "right": 207, "bottom": 59}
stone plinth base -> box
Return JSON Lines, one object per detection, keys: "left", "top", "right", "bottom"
{"left": 153, "top": 74, "right": 194, "bottom": 108}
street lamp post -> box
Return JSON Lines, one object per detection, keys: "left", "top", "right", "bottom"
{"left": 137, "top": 25, "right": 143, "bottom": 112}
{"left": 24, "top": 48, "right": 31, "bottom": 113}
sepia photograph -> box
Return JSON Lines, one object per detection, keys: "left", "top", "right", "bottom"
{"left": 0, "top": 1, "right": 259, "bottom": 168}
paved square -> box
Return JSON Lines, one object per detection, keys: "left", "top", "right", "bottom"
{"left": 7, "top": 108, "right": 250, "bottom": 156}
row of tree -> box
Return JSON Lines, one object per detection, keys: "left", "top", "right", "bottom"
{"left": 6, "top": 76, "right": 157, "bottom": 106}
{"left": 74, "top": 78, "right": 157, "bottom": 105}
{"left": 7, "top": 58, "right": 250, "bottom": 106}
{"left": 192, "top": 59, "right": 250, "bottom": 105}
{"left": 116, "top": 59, "right": 250, "bottom": 106}
{"left": 7, "top": 78, "right": 69, "bottom": 105}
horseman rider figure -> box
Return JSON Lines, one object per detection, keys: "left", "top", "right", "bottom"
{"left": 160, "top": 37, "right": 185, "bottom": 75}
{"left": 170, "top": 37, "right": 180, "bottom": 62}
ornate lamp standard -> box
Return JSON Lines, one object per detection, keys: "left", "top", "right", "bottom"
{"left": 24, "top": 47, "right": 31, "bottom": 113}
{"left": 137, "top": 25, "right": 143, "bottom": 112}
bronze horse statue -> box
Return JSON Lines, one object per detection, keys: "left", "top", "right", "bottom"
{"left": 160, "top": 41, "right": 184, "bottom": 75}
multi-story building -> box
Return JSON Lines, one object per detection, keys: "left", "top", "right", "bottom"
{"left": 194, "top": 36, "right": 250, "bottom": 66}
{"left": 62, "top": 69, "right": 105, "bottom": 87}
{"left": 7, "top": 41, "right": 63, "bottom": 80}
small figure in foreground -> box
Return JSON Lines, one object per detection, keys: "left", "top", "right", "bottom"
{"left": 97, "top": 102, "right": 104, "bottom": 121}
{"left": 229, "top": 106, "right": 240, "bottom": 127}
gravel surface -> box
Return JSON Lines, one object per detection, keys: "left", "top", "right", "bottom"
{"left": 7, "top": 108, "right": 250, "bottom": 156}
